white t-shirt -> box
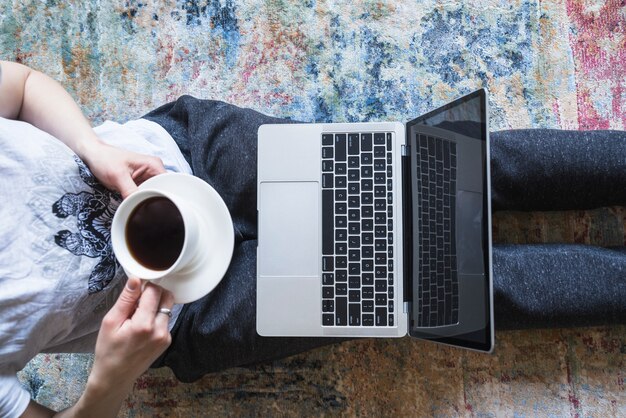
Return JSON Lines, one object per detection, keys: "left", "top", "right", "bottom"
{"left": 0, "top": 117, "right": 191, "bottom": 417}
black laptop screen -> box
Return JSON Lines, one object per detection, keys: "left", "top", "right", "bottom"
{"left": 404, "top": 89, "right": 493, "bottom": 353}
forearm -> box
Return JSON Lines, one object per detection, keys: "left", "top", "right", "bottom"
{"left": 18, "top": 67, "right": 102, "bottom": 161}
{"left": 0, "top": 61, "right": 102, "bottom": 162}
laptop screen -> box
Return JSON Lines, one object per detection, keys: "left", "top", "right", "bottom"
{"left": 404, "top": 89, "right": 493, "bottom": 352}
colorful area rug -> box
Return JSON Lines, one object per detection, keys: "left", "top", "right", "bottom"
{"left": 2, "top": 0, "right": 624, "bottom": 416}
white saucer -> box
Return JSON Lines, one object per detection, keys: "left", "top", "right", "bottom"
{"left": 137, "top": 173, "right": 234, "bottom": 304}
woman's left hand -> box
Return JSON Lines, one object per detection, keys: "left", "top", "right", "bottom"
{"left": 81, "top": 141, "right": 166, "bottom": 199}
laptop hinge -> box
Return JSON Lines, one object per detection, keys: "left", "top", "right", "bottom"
{"left": 401, "top": 148, "right": 413, "bottom": 306}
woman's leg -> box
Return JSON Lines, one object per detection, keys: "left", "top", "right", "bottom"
{"left": 490, "top": 129, "right": 626, "bottom": 211}
{"left": 493, "top": 244, "right": 626, "bottom": 329}
{"left": 490, "top": 129, "right": 626, "bottom": 329}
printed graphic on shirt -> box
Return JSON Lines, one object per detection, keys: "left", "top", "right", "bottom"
{"left": 52, "top": 156, "right": 122, "bottom": 293}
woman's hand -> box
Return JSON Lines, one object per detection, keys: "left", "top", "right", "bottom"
{"left": 80, "top": 141, "right": 166, "bottom": 199}
{"left": 71, "top": 278, "right": 175, "bottom": 417}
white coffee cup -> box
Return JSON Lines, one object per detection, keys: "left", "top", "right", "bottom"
{"left": 111, "top": 189, "right": 205, "bottom": 281}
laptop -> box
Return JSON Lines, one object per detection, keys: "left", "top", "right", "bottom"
{"left": 256, "top": 89, "right": 494, "bottom": 352}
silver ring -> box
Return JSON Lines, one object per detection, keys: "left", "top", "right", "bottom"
{"left": 157, "top": 308, "right": 172, "bottom": 318}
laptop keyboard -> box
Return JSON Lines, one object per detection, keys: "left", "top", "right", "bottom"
{"left": 416, "top": 134, "right": 459, "bottom": 327}
{"left": 321, "top": 132, "right": 395, "bottom": 327}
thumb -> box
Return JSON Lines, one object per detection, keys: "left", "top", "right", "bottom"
{"left": 108, "top": 277, "right": 142, "bottom": 323}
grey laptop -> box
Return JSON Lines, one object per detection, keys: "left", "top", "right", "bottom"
{"left": 256, "top": 89, "right": 494, "bottom": 352}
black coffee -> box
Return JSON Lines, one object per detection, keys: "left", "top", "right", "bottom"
{"left": 125, "top": 196, "right": 185, "bottom": 271}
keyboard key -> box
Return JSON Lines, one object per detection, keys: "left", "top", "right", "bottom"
{"left": 348, "top": 222, "right": 361, "bottom": 235}
{"left": 322, "top": 273, "right": 334, "bottom": 285}
{"left": 336, "top": 283, "right": 347, "bottom": 295}
{"left": 349, "top": 276, "right": 361, "bottom": 288}
{"left": 322, "top": 146, "right": 333, "bottom": 159}
{"left": 348, "top": 182, "right": 360, "bottom": 195}
{"left": 322, "top": 190, "right": 334, "bottom": 255}
{"left": 335, "top": 162, "right": 347, "bottom": 174}
{"left": 335, "top": 134, "right": 346, "bottom": 161}
{"left": 375, "top": 293, "right": 388, "bottom": 305}
{"left": 362, "top": 259, "right": 374, "bottom": 272}
{"left": 349, "top": 249, "right": 360, "bottom": 261}
{"left": 322, "top": 256, "right": 334, "bottom": 271}
{"left": 362, "top": 273, "right": 374, "bottom": 286}
{"left": 349, "top": 303, "right": 361, "bottom": 325}
{"left": 349, "top": 263, "right": 361, "bottom": 275}
{"left": 322, "top": 286, "right": 334, "bottom": 298}
{"left": 348, "top": 133, "right": 360, "bottom": 155}
{"left": 336, "top": 256, "right": 347, "bottom": 269}
{"left": 374, "top": 132, "right": 385, "bottom": 145}
{"left": 322, "top": 299, "right": 334, "bottom": 312}
{"left": 348, "top": 235, "right": 360, "bottom": 248}
{"left": 361, "top": 133, "right": 373, "bottom": 151}
{"left": 362, "top": 286, "right": 374, "bottom": 299}
{"left": 375, "top": 266, "right": 387, "bottom": 278}
{"left": 323, "top": 314, "right": 334, "bottom": 325}
{"left": 336, "top": 297, "right": 347, "bottom": 325}
{"left": 375, "top": 307, "right": 388, "bottom": 326}
{"left": 322, "top": 160, "right": 333, "bottom": 171}
{"left": 363, "top": 314, "right": 374, "bottom": 326}
{"left": 322, "top": 133, "right": 333, "bottom": 145}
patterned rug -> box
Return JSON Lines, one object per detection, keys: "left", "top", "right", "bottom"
{"left": 2, "top": 0, "right": 624, "bottom": 416}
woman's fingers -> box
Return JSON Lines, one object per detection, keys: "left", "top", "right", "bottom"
{"left": 132, "top": 282, "right": 163, "bottom": 329}
{"left": 104, "top": 277, "right": 142, "bottom": 328}
{"left": 154, "top": 290, "right": 175, "bottom": 336}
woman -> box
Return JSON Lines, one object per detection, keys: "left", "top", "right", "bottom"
{"left": 1, "top": 61, "right": 624, "bottom": 417}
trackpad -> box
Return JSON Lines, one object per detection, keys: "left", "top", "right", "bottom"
{"left": 258, "top": 182, "right": 319, "bottom": 277}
